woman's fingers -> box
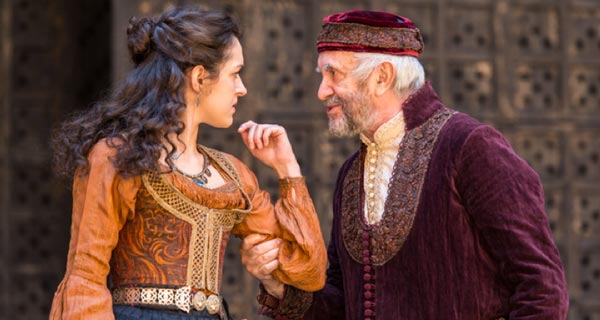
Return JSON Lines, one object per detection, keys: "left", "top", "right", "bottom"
{"left": 238, "top": 121, "right": 287, "bottom": 150}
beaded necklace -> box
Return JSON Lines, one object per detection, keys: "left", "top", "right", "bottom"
{"left": 170, "top": 149, "right": 212, "bottom": 186}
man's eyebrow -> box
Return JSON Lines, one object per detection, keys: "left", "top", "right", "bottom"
{"left": 316, "top": 64, "right": 334, "bottom": 73}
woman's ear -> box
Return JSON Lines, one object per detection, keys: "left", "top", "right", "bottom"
{"left": 190, "top": 65, "right": 207, "bottom": 92}
{"left": 374, "top": 61, "right": 395, "bottom": 96}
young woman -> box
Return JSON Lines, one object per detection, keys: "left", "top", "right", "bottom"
{"left": 49, "top": 7, "right": 326, "bottom": 320}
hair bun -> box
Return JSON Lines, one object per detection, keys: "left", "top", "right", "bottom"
{"left": 127, "top": 16, "right": 156, "bottom": 65}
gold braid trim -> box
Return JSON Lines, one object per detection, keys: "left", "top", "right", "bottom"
{"left": 141, "top": 146, "right": 251, "bottom": 294}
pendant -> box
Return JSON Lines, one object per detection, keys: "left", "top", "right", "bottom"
{"left": 194, "top": 179, "right": 206, "bottom": 186}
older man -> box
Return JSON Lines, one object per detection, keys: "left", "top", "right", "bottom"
{"left": 241, "top": 10, "right": 569, "bottom": 320}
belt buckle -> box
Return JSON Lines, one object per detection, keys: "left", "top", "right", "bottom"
{"left": 192, "top": 291, "right": 221, "bottom": 314}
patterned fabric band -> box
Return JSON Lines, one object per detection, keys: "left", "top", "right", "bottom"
{"left": 112, "top": 286, "right": 225, "bottom": 317}
{"left": 317, "top": 22, "right": 424, "bottom": 56}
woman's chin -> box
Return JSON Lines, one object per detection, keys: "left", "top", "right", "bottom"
{"left": 206, "top": 119, "right": 234, "bottom": 129}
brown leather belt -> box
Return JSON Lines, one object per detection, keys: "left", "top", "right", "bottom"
{"left": 112, "top": 286, "right": 226, "bottom": 318}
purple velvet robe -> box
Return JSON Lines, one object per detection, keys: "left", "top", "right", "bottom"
{"left": 299, "top": 83, "right": 568, "bottom": 319}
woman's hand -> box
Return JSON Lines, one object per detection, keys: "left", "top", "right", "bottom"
{"left": 238, "top": 120, "right": 301, "bottom": 178}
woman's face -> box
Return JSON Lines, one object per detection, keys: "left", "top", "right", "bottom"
{"left": 198, "top": 37, "right": 247, "bottom": 128}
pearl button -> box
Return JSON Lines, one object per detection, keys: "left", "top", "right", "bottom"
{"left": 371, "top": 150, "right": 377, "bottom": 155}
{"left": 368, "top": 183, "right": 374, "bottom": 188}
{"left": 369, "top": 167, "right": 375, "bottom": 173}
{"left": 368, "top": 192, "right": 374, "bottom": 198}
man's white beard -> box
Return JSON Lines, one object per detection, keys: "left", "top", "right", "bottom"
{"left": 327, "top": 92, "right": 375, "bottom": 137}
{"left": 328, "top": 113, "right": 360, "bottom": 137}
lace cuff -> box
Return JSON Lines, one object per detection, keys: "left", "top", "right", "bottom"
{"left": 257, "top": 284, "right": 313, "bottom": 320}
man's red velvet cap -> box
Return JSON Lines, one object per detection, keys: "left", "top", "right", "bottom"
{"left": 317, "top": 10, "right": 424, "bottom": 57}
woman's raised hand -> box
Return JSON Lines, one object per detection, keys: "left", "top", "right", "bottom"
{"left": 238, "top": 120, "right": 301, "bottom": 178}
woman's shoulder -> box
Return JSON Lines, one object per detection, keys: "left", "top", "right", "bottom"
{"left": 88, "top": 138, "right": 120, "bottom": 162}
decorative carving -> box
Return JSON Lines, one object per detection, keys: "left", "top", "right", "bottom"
{"left": 445, "top": 7, "right": 492, "bottom": 53}
{"left": 579, "top": 248, "right": 600, "bottom": 298}
{"left": 508, "top": 129, "right": 563, "bottom": 181}
{"left": 569, "top": 66, "right": 600, "bottom": 117}
{"left": 508, "top": 7, "right": 560, "bottom": 55}
{"left": 513, "top": 64, "right": 561, "bottom": 116}
{"left": 543, "top": 186, "right": 565, "bottom": 238}
{"left": 569, "top": 8, "right": 600, "bottom": 58}
{"left": 573, "top": 188, "right": 600, "bottom": 237}
{"left": 569, "top": 131, "right": 600, "bottom": 181}
{"left": 447, "top": 61, "right": 494, "bottom": 115}
{"left": 3, "top": 0, "right": 599, "bottom": 318}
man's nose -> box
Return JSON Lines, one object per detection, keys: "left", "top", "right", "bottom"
{"left": 317, "top": 79, "right": 333, "bottom": 101}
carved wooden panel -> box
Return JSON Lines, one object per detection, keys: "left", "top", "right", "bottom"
{"left": 1, "top": 0, "right": 599, "bottom": 319}
{"left": 1, "top": 0, "right": 112, "bottom": 319}
{"left": 447, "top": 60, "right": 495, "bottom": 115}
{"left": 509, "top": 128, "right": 564, "bottom": 181}
{"left": 569, "top": 65, "right": 600, "bottom": 117}
{"left": 0, "top": 0, "right": 9, "bottom": 318}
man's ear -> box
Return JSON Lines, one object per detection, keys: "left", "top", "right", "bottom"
{"left": 374, "top": 61, "right": 395, "bottom": 96}
{"left": 190, "top": 65, "right": 208, "bottom": 92}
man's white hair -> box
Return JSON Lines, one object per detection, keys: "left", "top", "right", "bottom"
{"left": 352, "top": 52, "right": 425, "bottom": 99}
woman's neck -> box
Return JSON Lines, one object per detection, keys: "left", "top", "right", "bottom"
{"left": 163, "top": 123, "right": 202, "bottom": 164}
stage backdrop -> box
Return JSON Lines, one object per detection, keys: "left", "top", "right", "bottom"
{"left": 0, "top": 0, "right": 599, "bottom": 319}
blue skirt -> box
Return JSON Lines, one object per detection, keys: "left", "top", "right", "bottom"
{"left": 113, "top": 304, "right": 232, "bottom": 320}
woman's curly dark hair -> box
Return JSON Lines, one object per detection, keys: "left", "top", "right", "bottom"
{"left": 51, "top": 7, "right": 241, "bottom": 179}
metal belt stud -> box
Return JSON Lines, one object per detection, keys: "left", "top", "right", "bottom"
{"left": 205, "top": 294, "right": 221, "bottom": 314}
{"left": 192, "top": 291, "right": 221, "bottom": 314}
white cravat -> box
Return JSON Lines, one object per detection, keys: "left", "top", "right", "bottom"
{"left": 359, "top": 111, "right": 405, "bottom": 224}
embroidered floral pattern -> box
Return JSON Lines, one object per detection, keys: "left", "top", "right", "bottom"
{"left": 278, "top": 285, "right": 313, "bottom": 319}
{"left": 341, "top": 108, "right": 456, "bottom": 265}
{"left": 318, "top": 22, "right": 424, "bottom": 52}
{"left": 258, "top": 285, "right": 313, "bottom": 320}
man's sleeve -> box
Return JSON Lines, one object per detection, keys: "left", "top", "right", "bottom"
{"left": 256, "top": 226, "right": 346, "bottom": 320}
{"left": 456, "top": 125, "right": 569, "bottom": 319}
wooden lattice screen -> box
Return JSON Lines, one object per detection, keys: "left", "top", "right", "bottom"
{"left": 0, "top": 0, "right": 598, "bottom": 319}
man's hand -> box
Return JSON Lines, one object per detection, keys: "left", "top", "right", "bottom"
{"left": 238, "top": 121, "right": 301, "bottom": 178}
{"left": 240, "top": 234, "right": 285, "bottom": 299}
